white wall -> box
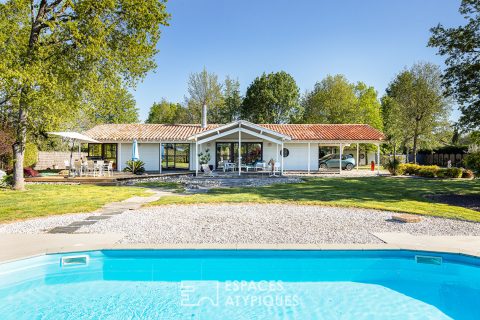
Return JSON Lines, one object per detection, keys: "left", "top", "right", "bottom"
{"left": 281, "top": 142, "right": 319, "bottom": 171}
{"left": 119, "top": 142, "right": 160, "bottom": 172}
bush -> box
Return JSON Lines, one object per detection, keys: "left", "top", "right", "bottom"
{"left": 462, "top": 169, "right": 475, "bottom": 179}
{"left": 123, "top": 160, "right": 145, "bottom": 174}
{"left": 23, "top": 143, "right": 38, "bottom": 168}
{"left": 416, "top": 166, "right": 439, "bottom": 178}
{"left": 383, "top": 157, "right": 403, "bottom": 175}
{"left": 437, "top": 167, "right": 463, "bottom": 179}
{"left": 464, "top": 152, "right": 480, "bottom": 174}
{"left": 399, "top": 163, "right": 422, "bottom": 175}
{"left": 0, "top": 174, "right": 13, "bottom": 188}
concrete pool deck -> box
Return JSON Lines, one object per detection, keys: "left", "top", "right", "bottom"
{"left": 1, "top": 233, "right": 479, "bottom": 263}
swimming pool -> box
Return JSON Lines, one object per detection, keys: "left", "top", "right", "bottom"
{"left": 0, "top": 250, "right": 478, "bottom": 319}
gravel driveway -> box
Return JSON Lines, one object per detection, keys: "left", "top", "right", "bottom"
{"left": 2, "top": 204, "right": 480, "bottom": 244}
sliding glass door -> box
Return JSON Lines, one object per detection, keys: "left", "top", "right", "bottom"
{"left": 215, "top": 142, "right": 262, "bottom": 168}
{"left": 162, "top": 143, "right": 190, "bottom": 170}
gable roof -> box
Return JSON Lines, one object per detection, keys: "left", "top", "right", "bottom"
{"left": 84, "top": 123, "right": 385, "bottom": 142}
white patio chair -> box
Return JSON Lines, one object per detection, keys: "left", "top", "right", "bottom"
{"left": 201, "top": 164, "right": 216, "bottom": 177}
{"left": 74, "top": 160, "right": 83, "bottom": 177}
{"left": 268, "top": 162, "right": 281, "bottom": 176}
{"left": 86, "top": 160, "right": 97, "bottom": 177}
{"left": 95, "top": 160, "right": 104, "bottom": 176}
{"left": 103, "top": 161, "right": 113, "bottom": 177}
{"left": 64, "top": 160, "right": 71, "bottom": 171}
{"left": 255, "top": 161, "right": 267, "bottom": 171}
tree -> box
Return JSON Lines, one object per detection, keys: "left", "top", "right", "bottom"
{"left": 146, "top": 99, "right": 189, "bottom": 124}
{"left": 302, "top": 75, "right": 382, "bottom": 129}
{"left": 85, "top": 87, "right": 139, "bottom": 125}
{"left": 222, "top": 76, "right": 242, "bottom": 122}
{"left": 185, "top": 68, "right": 224, "bottom": 123}
{"left": 241, "top": 71, "right": 300, "bottom": 124}
{"left": 383, "top": 63, "right": 451, "bottom": 163}
{"left": 429, "top": 0, "right": 480, "bottom": 130}
{"left": 0, "top": 0, "right": 169, "bottom": 190}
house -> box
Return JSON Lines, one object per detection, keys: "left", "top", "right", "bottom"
{"left": 84, "top": 119, "right": 385, "bottom": 174}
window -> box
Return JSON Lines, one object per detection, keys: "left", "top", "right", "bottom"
{"left": 161, "top": 143, "right": 190, "bottom": 170}
{"left": 215, "top": 142, "right": 263, "bottom": 168}
{"left": 280, "top": 148, "right": 289, "bottom": 157}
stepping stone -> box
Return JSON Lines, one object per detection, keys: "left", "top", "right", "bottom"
{"left": 85, "top": 216, "right": 111, "bottom": 221}
{"left": 68, "top": 220, "right": 98, "bottom": 226}
{"left": 48, "top": 226, "right": 80, "bottom": 234}
{"left": 391, "top": 214, "right": 422, "bottom": 223}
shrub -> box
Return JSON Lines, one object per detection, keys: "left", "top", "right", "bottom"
{"left": 462, "top": 169, "right": 475, "bottom": 179}
{"left": 417, "top": 166, "right": 439, "bottom": 178}
{"left": 464, "top": 152, "right": 480, "bottom": 174}
{"left": 23, "top": 143, "right": 38, "bottom": 168}
{"left": 123, "top": 160, "right": 145, "bottom": 174}
{"left": 383, "top": 157, "right": 403, "bottom": 175}
{"left": 437, "top": 167, "right": 463, "bottom": 179}
{"left": 399, "top": 163, "right": 422, "bottom": 175}
{"left": 0, "top": 174, "right": 13, "bottom": 188}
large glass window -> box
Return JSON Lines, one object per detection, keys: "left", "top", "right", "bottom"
{"left": 161, "top": 143, "right": 190, "bottom": 170}
{"left": 87, "top": 143, "right": 117, "bottom": 169}
{"left": 215, "top": 142, "right": 263, "bottom": 168}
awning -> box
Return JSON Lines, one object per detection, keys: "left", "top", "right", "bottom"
{"left": 48, "top": 132, "right": 99, "bottom": 143}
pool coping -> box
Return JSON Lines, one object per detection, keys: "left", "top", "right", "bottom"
{"left": 1, "top": 233, "right": 480, "bottom": 263}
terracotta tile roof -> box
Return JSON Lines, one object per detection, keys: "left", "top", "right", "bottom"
{"left": 85, "top": 123, "right": 384, "bottom": 142}
{"left": 84, "top": 124, "right": 222, "bottom": 142}
{"left": 259, "top": 124, "right": 385, "bottom": 141}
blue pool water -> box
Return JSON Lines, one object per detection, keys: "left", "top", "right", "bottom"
{"left": 0, "top": 250, "right": 479, "bottom": 319}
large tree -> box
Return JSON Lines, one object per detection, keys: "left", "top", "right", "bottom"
{"left": 146, "top": 99, "right": 189, "bottom": 124}
{"left": 383, "top": 63, "right": 451, "bottom": 163}
{"left": 0, "top": 0, "right": 169, "bottom": 190}
{"left": 185, "top": 68, "right": 224, "bottom": 123}
{"left": 302, "top": 75, "right": 382, "bottom": 129}
{"left": 429, "top": 0, "right": 480, "bottom": 130}
{"left": 222, "top": 76, "right": 242, "bottom": 122}
{"left": 241, "top": 71, "right": 300, "bottom": 124}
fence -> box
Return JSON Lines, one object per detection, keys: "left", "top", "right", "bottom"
{"left": 34, "top": 151, "right": 88, "bottom": 170}
{"left": 420, "top": 153, "right": 466, "bottom": 167}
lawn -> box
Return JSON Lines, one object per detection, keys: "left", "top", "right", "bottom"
{"left": 0, "top": 184, "right": 149, "bottom": 223}
{"left": 148, "top": 177, "right": 480, "bottom": 222}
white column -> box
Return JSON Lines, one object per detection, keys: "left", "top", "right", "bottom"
{"left": 356, "top": 143, "right": 359, "bottom": 171}
{"left": 307, "top": 142, "right": 311, "bottom": 174}
{"left": 281, "top": 141, "right": 284, "bottom": 175}
{"left": 238, "top": 130, "right": 241, "bottom": 176}
{"left": 339, "top": 143, "right": 343, "bottom": 174}
{"left": 195, "top": 141, "right": 198, "bottom": 176}
{"left": 159, "top": 142, "right": 162, "bottom": 174}
{"left": 117, "top": 143, "right": 122, "bottom": 171}
{"left": 377, "top": 143, "right": 380, "bottom": 175}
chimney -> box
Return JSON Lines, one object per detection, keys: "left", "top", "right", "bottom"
{"left": 201, "top": 103, "right": 207, "bottom": 128}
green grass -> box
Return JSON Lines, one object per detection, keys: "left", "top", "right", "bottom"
{"left": 0, "top": 184, "right": 149, "bottom": 223}
{"left": 134, "top": 181, "right": 185, "bottom": 192}
{"left": 148, "top": 177, "right": 480, "bottom": 222}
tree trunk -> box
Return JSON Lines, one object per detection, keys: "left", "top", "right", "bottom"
{"left": 413, "top": 120, "right": 419, "bottom": 164}
{"left": 12, "top": 106, "right": 27, "bottom": 190}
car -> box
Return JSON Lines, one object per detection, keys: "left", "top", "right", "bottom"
{"left": 319, "top": 153, "right": 356, "bottom": 171}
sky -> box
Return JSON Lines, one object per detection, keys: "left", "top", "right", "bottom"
{"left": 132, "top": 0, "right": 466, "bottom": 122}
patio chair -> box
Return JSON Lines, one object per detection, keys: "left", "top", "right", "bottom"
{"left": 74, "top": 160, "right": 83, "bottom": 177}
{"left": 268, "top": 162, "right": 281, "bottom": 177}
{"left": 103, "top": 161, "right": 113, "bottom": 177}
{"left": 255, "top": 161, "right": 267, "bottom": 171}
{"left": 64, "top": 160, "right": 71, "bottom": 171}
{"left": 201, "top": 164, "right": 216, "bottom": 177}
{"left": 86, "top": 160, "right": 97, "bottom": 177}
{"left": 95, "top": 160, "right": 104, "bottom": 176}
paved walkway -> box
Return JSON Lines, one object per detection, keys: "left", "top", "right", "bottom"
{"left": 47, "top": 190, "right": 172, "bottom": 234}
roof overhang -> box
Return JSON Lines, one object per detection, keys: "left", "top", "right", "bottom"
{"left": 188, "top": 120, "right": 291, "bottom": 144}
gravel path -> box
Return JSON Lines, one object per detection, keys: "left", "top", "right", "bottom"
{"left": 2, "top": 204, "right": 479, "bottom": 244}
{"left": 81, "top": 204, "right": 480, "bottom": 244}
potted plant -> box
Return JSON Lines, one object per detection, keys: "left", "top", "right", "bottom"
{"left": 198, "top": 149, "right": 212, "bottom": 171}
{"left": 123, "top": 160, "right": 145, "bottom": 175}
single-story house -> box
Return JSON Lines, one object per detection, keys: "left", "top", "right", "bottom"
{"left": 84, "top": 119, "right": 385, "bottom": 175}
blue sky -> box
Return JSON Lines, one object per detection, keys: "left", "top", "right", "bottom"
{"left": 133, "top": 0, "right": 465, "bottom": 122}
